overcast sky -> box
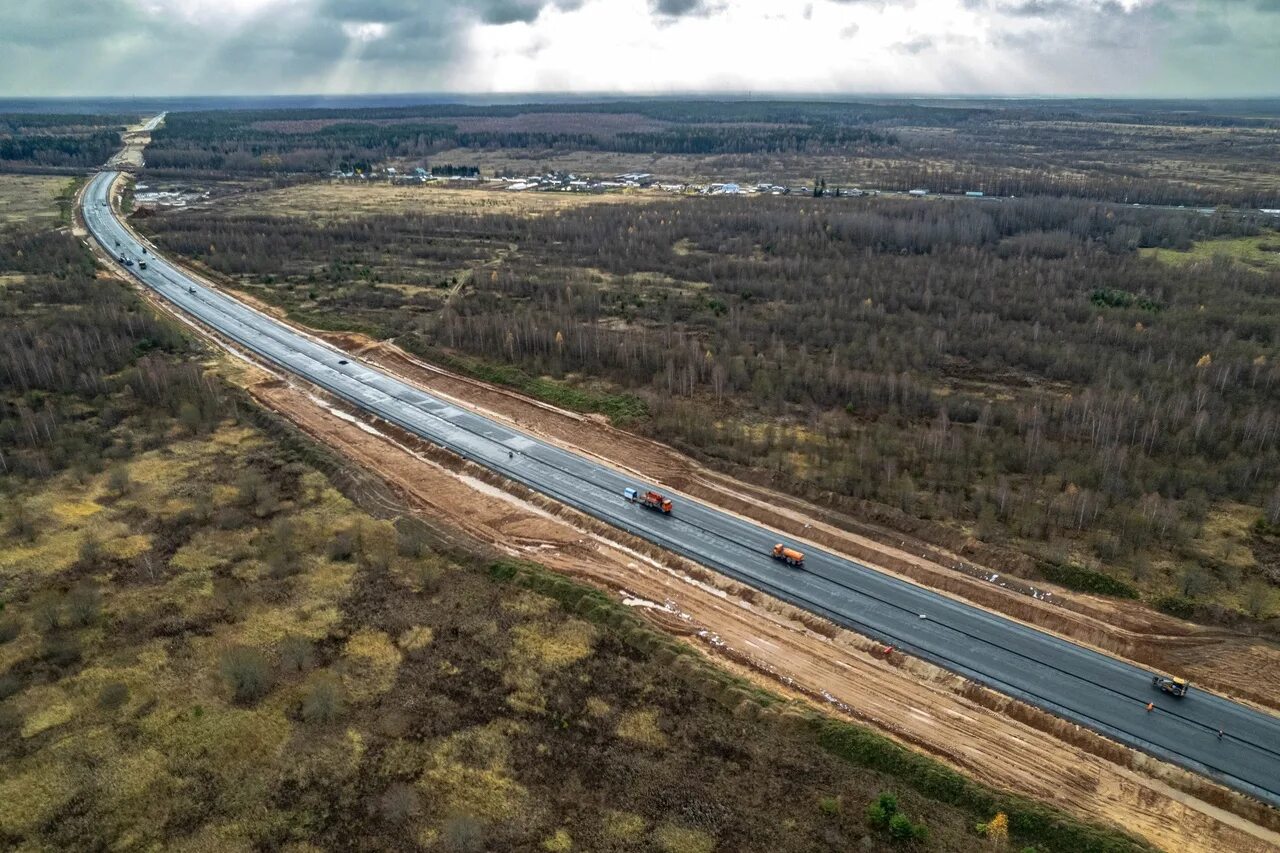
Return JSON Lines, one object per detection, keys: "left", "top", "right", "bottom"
{"left": 1, "top": 0, "right": 1277, "bottom": 98}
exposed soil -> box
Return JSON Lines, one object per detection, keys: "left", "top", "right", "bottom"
{"left": 109, "top": 125, "right": 151, "bottom": 169}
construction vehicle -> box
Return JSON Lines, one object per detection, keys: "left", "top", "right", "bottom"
{"left": 1152, "top": 675, "right": 1189, "bottom": 698}
{"left": 624, "top": 487, "right": 673, "bottom": 514}
{"left": 772, "top": 543, "right": 805, "bottom": 567}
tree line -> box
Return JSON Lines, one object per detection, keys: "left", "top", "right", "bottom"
{"left": 0, "top": 229, "right": 220, "bottom": 482}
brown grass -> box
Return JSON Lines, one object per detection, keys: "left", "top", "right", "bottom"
{"left": 226, "top": 181, "right": 656, "bottom": 222}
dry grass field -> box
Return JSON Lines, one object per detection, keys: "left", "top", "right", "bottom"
{"left": 0, "top": 175, "right": 74, "bottom": 227}
{"left": 221, "top": 180, "right": 658, "bottom": 222}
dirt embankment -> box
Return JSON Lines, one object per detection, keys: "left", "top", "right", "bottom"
{"left": 306, "top": 330, "right": 1280, "bottom": 715}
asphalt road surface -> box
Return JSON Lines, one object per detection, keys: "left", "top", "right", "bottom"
{"left": 82, "top": 170, "right": 1280, "bottom": 807}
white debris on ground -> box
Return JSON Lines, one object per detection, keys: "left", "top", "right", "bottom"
{"left": 697, "top": 629, "right": 728, "bottom": 648}
{"left": 620, "top": 595, "right": 676, "bottom": 613}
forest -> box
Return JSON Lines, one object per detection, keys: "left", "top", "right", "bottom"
{"left": 144, "top": 108, "right": 895, "bottom": 173}
{"left": 0, "top": 114, "right": 129, "bottom": 170}
{"left": 137, "top": 98, "right": 1280, "bottom": 208}
{"left": 138, "top": 188, "right": 1280, "bottom": 623}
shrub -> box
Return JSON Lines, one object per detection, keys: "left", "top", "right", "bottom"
{"left": 416, "top": 561, "right": 444, "bottom": 595}
{"left": 77, "top": 535, "right": 104, "bottom": 569}
{"left": 266, "top": 518, "right": 301, "bottom": 578}
{"left": 0, "top": 617, "right": 20, "bottom": 644}
{"left": 107, "top": 466, "right": 132, "bottom": 496}
{"left": 0, "top": 672, "right": 22, "bottom": 700}
{"left": 866, "top": 792, "right": 897, "bottom": 829}
{"left": 379, "top": 782, "right": 421, "bottom": 823}
{"left": 888, "top": 812, "right": 914, "bottom": 840}
{"left": 267, "top": 551, "right": 301, "bottom": 579}
{"left": 818, "top": 795, "right": 841, "bottom": 817}
{"left": 64, "top": 584, "right": 102, "bottom": 627}
{"left": 31, "top": 595, "right": 62, "bottom": 634}
{"left": 97, "top": 681, "right": 129, "bottom": 710}
{"left": 301, "top": 675, "right": 343, "bottom": 723}
{"left": 328, "top": 527, "right": 357, "bottom": 561}
{"left": 0, "top": 704, "right": 21, "bottom": 738}
{"left": 6, "top": 502, "right": 39, "bottom": 541}
{"left": 1154, "top": 595, "right": 1195, "bottom": 619}
{"left": 220, "top": 646, "right": 272, "bottom": 703}
{"left": 41, "top": 634, "right": 82, "bottom": 668}
{"left": 396, "top": 525, "right": 429, "bottom": 558}
{"left": 1035, "top": 560, "right": 1137, "bottom": 599}
{"left": 440, "top": 814, "right": 486, "bottom": 853}
{"left": 278, "top": 635, "right": 315, "bottom": 673}
{"left": 214, "top": 507, "right": 248, "bottom": 530}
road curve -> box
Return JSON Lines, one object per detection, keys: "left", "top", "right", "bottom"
{"left": 82, "top": 169, "right": 1280, "bottom": 807}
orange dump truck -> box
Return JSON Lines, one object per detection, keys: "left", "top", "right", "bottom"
{"left": 772, "top": 543, "right": 805, "bottom": 567}
{"left": 624, "top": 487, "right": 673, "bottom": 514}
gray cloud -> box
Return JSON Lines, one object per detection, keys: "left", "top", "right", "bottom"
{"left": 0, "top": 0, "right": 1277, "bottom": 97}
{"left": 895, "top": 35, "right": 934, "bottom": 53}
{"left": 480, "top": 0, "right": 550, "bottom": 24}
{"left": 320, "top": 0, "right": 424, "bottom": 22}
{"left": 650, "top": 0, "right": 720, "bottom": 16}
{"left": 998, "top": 0, "right": 1072, "bottom": 16}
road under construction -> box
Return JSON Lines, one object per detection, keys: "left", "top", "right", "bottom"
{"left": 81, "top": 167, "right": 1280, "bottom": 810}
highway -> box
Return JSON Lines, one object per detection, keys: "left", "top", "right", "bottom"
{"left": 82, "top": 169, "right": 1280, "bottom": 807}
